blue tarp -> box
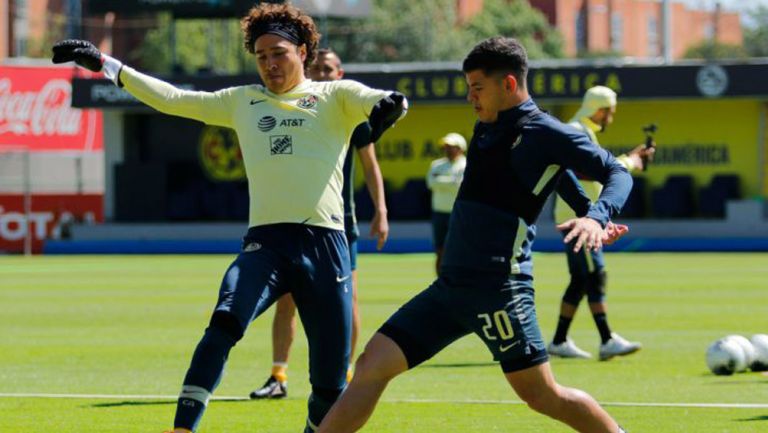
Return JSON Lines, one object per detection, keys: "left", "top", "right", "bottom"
{"left": 43, "top": 237, "right": 768, "bottom": 254}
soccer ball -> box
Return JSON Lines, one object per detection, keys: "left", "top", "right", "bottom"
{"left": 750, "top": 334, "right": 768, "bottom": 372}
{"left": 724, "top": 335, "right": 754, "bottom": 372}
{"left": 706, "top": 338, "right": 746, "bottom": 375}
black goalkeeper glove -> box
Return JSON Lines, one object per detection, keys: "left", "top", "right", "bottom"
{"left": 368, "top": 92, "right": 408, "bottom": 143}
{"left": 52, "top": 39, "right": 104, "bottom": 72}
{"left": 52, "top": 39, "right": 124, "bottom": 86}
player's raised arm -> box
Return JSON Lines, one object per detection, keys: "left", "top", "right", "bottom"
{"left": 555, "top": 170, "right": 591, "bottom": 218}
{"left": 554, "top": 128, "right": 633, "bottom": 228}
{"left": 368, "top": 91, "right": 408, "bottom": 142}
{"left": 52, "top": 39, "right": 234, "bottom": 128}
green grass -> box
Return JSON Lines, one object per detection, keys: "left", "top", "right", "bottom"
{"left": 1, "top": 253, "right": 767, "bottom": 432}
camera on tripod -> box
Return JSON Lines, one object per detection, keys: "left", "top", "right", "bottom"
{"left": 640, "top": 124, "right": 658, "bottom": 171}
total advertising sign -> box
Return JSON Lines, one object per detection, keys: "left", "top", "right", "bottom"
{"left": 0, "top": 194, "right": 103, "bottom": 254}
{"left": 0, "top": 66, "right": 104, "bottom": 253}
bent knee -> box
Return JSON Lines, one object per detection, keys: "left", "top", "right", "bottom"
{"left": 517, "top": 385, "right": 563, "bottom": 415}
{"left": 209, "top": 311, "right": 245, "bottom": 342}
{"left": 353, "top": 351, "right": 400, "bottom": 382}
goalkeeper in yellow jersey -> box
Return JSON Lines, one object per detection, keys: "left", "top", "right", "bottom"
{"left": 52, "top": 3, "right": 406, "bottom": 432}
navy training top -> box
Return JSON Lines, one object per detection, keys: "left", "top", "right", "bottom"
{"left": 441, "top": 98, "right": 632, "bottom": 277}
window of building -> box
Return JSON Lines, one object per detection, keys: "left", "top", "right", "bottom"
{"left": 704, "top": 22, "right": 715, "bottom": 40}
{"left": 576, "top": 9, "right": 587, "bottom": 54}
{"left": 611, "top": 12, "right": 623, "bottom": 53}
{"left": 13, "top": 0, "right": 29, "bottom": 57}
{"left": 647, "top": 14, "right": 659, "bottom": 57}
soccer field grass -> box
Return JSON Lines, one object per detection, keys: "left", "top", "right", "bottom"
{"left": 1, "top": 252, "right": 767, "bottom": 432}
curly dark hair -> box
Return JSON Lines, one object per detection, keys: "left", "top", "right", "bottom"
{"left": 463, "top": 37, "right": 528, "bottom": 89}
{"left": 241, "top": 3, "right": 320, "bottom": 69}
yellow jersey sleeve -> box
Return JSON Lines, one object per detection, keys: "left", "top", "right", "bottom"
{"left": 118, "top": 72, "right": 398, "bottom": 231}
{"left": 120, "top": 66, "right": 236, "bottom": 128}
{"left": 330, "top": 79, "right": 390, "bottom": 129}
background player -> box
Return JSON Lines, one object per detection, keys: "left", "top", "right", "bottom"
{"left": 315, "top": 37, "right": 632, "bottom": 433}
{"left": 549, "top": 85, "right": 654, "bottom": 361}
{"left": 250, "top": 47, "right": 388, "bottom": 399}
{"left": 52, "top": 4, "right": 407, "bottom": 432}
{"left": 426, "top": 132, "right": 467, "bottom": 274}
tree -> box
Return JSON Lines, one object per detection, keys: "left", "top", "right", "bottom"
{"left": 683, "top": 40, "right": 748, "bottom": 60}
{"left": 330, "top": 0, "right": 563, "bottom": 62}
{"left": 339, "top": 0, "right": 471, "bottom": 62}
{"left": 744, "top": 5, "right": 768, "bottom": 58}
{"left": 464, "top": 0, "right": 563, "bottom": 59}
{"left": 133, "top": 14, "right": 252, "bottom": 74}
{"left": 132, "top": 0, "right": 564, "bottom": 71}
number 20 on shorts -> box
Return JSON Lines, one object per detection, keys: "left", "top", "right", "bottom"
{"left": 477, "top": 311, "right": 516, "bottom": 341}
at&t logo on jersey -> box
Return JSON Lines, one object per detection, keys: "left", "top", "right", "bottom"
{"left": 270, "top": 135, "right": 293, "bottom": 155}
{"left": 297, "top": 94, "right": 318, "bottom": 109}
{"left": 258, "top": 116, "right": 277, "bottom": 132}
{"left": 259, "top": 116, "right": 306, "bottom": 132}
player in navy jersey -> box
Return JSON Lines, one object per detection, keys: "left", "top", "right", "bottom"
{"left": 250, "top": 48, "right": 388, "bottom": 399}
{"left": 315, "top": 37, "right": 632, "bottom": 433}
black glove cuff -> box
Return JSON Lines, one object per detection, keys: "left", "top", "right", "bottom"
{"left": 369, "top": 91, "right": 406, "bottom": 143}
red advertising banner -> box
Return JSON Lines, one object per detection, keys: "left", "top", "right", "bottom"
{"left": 0, "top": 66, "right": 103, "bottom": 152}
{"left": 0, "top": 194, "right": 103, "bottom": 253}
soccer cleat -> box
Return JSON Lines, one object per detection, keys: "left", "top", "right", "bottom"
{"left": 249, "top": 375, "right": 287, "bottom": 399}
{"left": 547, "top": 338, "right": 592, "bottom": 359}
{"left": 599, "top": 333, "right": 642, "bottom": 361}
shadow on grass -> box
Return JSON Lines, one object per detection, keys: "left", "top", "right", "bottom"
{"left": 421, "top": 362, "right": 497, "bottom": 368}
{"left": 90, "top": 398, "right": 249, "bottom": 408}
{"left": 736, "top": 415, "right": 768, "bottom": 422}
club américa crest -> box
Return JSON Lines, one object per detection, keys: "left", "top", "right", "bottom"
{"left": 198, "top": 126, "right": 245, "bottom": 181}
{"left": 297, "top": 94, "right": 318, "bottom": 109}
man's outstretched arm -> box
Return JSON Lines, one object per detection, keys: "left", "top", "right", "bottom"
{"left": 52, "top": 39, "right": 234, "bottom": 128}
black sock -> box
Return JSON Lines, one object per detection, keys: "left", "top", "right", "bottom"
{"left": 593, "top": 313, "right": 612, "bottom": 344}
{"left": 553, "top": 315, "right": 573, "bottom": 344}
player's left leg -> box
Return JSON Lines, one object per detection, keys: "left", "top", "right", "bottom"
{"left": 317, "top": 276, "right": 469, "bottom": 433}
{"left": 291, "top": 227, "right": 353, "bottom": 433}
{"left": 172, "top": 245, "right": 287, "bottom": 432}
{"left": 585, "top": 267, "right": 641, "bottom": 361}
{"left": 504, "top": 362, "right": 625, "bottom": 433}
{"left": 473, "top": 276, "right": 625, "bottom": 432}
{"left": 316, "top": 332, "right": 409, "bottom": 433}
{"left": 549, "top": 236, "right": 591, "bottom": 359}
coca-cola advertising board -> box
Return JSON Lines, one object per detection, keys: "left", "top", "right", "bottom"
{"left": 0, "top": 66, "right": 103, "bottom": 151}
{"left": 0, "top": 66, "right": 104, "bottom": 253}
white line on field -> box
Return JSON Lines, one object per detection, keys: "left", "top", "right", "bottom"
{"left": 0, "top": 393, "right": 766, "bottom": 409}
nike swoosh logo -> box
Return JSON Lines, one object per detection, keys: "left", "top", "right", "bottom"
{"left": 250, "top": 99, "right": 266, "bottom": 105}
{"left": 499, "top": 341, "right": 521, "bottom": 352}
{"left": 336, "top": 275, "right": 350, "bottom": 283}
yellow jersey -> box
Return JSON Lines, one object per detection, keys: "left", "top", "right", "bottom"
{"left": 120, "top": 66, "right": 390, "bottom": 231}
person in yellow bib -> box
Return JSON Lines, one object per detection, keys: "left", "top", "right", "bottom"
{"left": 52, "top": 4, "right": 406, "bottom": 433}
{"left": 549, "top": 86, "right": 654, "bottom": 361}
{"left": 426, "top": 132, "right": 467, "bottom": 273}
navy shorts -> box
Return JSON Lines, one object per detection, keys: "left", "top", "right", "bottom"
{"left": 379, "top": 272, "right": 548, "bottom": 373}
{"left": 431, "top": 211, "right": 451, "bottom": 250}
{"left": 214, "top": 223, "right": 352, "bottom": 390}
{"left": 564, "top": 234, "right": 605, "bottom": 277}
